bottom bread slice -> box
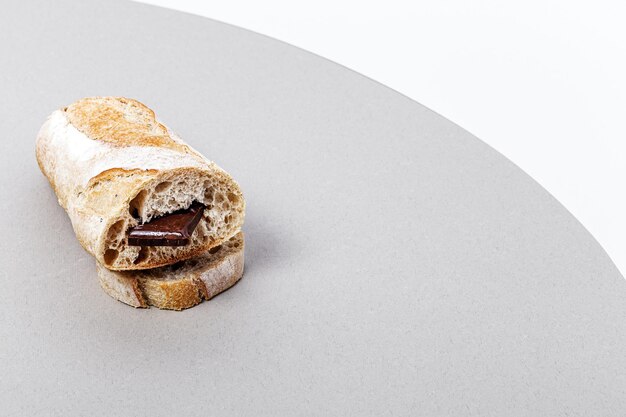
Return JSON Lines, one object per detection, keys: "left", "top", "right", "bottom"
{"left": 97, "top": 232, "right": 244, "bottom": 310}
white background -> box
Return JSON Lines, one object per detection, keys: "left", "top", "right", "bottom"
{"left": 139, "top": 0, "right": 626, "bottom": 275}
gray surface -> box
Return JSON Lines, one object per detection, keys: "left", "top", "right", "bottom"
{"left": 1, "top": 0, "right": 625, "bottom": 415}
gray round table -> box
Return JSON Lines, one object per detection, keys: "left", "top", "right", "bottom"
{"left": 1, "top": 1, "right": 625, "bottom": 415}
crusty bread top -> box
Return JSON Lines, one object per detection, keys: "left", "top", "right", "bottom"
{"left": 65, "top": 97, "right": 188, "bottom": 152}
{"left": 36, "top": 97, "right": 245, "bottom": 270}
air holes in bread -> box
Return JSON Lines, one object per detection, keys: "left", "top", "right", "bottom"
{"left": 107, "top": 220, "right": 125, "bottom": 242}
{"left": 104, "top": 249, "right": 119, "bottom": 265}
{"left": 134, "top": 247, "right": 149, "bottom": 265}
{"left": 209, "top": 245, "right": 222, "bottom": 254}
{"left": 203, "top": 181, "right": 213, "bottom": 201}
{"left": 155, "top": 181, "right": 172, "bottom": 192}
{"left": 129, "top": 190, "right": 147, "bottom": 219}
{"left": 100, "top": 171, "right": 244, "bottom": 269}
{"left": 227, "top": 193, "right": 239, "bottom": 203}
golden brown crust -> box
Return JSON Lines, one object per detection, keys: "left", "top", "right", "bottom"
{"left": 131, "top": 280, "right": 148, "bottom": 308}
{"left": 65, "top": 97, "right": 189, "bottom": 152}
{"left": 98, "top": 233, "right": 244, "bottom": 311}
{"left": 141, "top": 278, "right": 204, "bottom": 310}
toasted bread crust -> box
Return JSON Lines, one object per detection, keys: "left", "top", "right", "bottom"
{"left": 65, "top": 97, "right": 188, "bottom": 151}
{"left": 98, "top": 233, "right": 245, "bottom": 310}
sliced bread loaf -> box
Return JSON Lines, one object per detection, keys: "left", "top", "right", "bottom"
{"left": 97, "top": 232, "right": 244, "bottom": 310}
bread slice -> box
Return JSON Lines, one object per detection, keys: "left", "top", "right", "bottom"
{"left": 97, "top": 233, "right": 244, "bottom": 310}
{"left": 36, "top": 97, "right": 245, "bottom": 271}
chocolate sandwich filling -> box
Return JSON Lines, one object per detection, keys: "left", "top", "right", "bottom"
{"left": 128, "top": 202, "right": 205, "bottom": 246}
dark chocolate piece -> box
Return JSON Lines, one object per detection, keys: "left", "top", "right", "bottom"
{"left": 128, "top": 202, "right": 205, "bottom": 246}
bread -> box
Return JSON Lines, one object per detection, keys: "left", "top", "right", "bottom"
{"left": 36, "top": 97, "right": 245, "bottom": 271}
{"left": 98, "top": 232, "right": 244, "bottom": 310}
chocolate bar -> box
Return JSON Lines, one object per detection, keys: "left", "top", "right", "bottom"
{"left": 128, "top": 202, "right": 205, "bottom": 246}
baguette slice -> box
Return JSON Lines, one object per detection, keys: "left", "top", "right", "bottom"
{"left": 36, "top": 97, "right": 245, "bottom": 271}
{"left": 98, "top": 232, "right": 244, "bottom": 310}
